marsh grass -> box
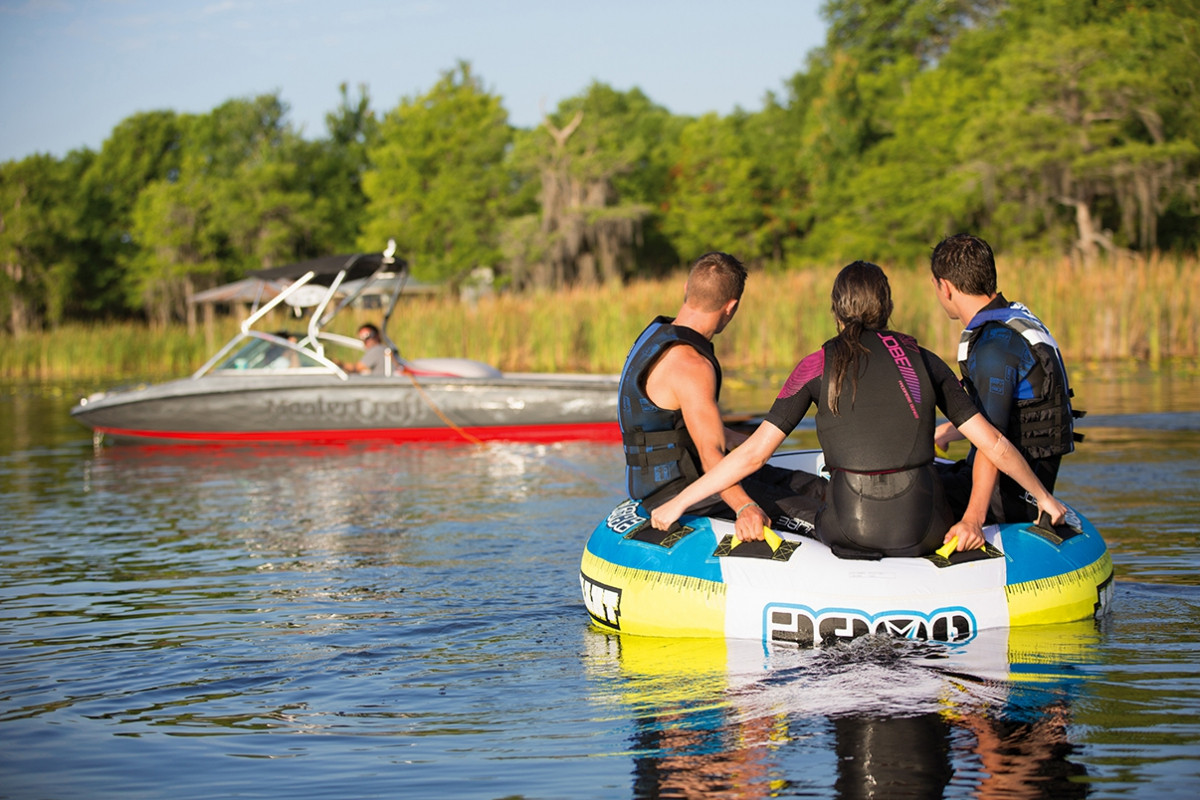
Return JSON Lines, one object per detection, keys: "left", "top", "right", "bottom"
{"left": 3, "top": 255, "right": 1197, "bottom": 381}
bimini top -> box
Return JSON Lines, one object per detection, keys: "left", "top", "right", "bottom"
{"left": 252, "top": 251, "right": 408, "bottom": 287}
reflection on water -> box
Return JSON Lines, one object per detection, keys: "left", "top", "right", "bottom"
{"left": 585, "top": 624, "right": 1104, "bottom": 799}
{"left": 1, "top": 372, "right": 1199, "bottom": 798}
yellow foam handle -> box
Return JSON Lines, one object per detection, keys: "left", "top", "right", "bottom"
{"left": 763, "top": 526, "right": 782, "bottom": 551}
{"left": 935, "top": 536, "right": 959, "bottom": 559}
{"left": 936, "top": 534, "right": 987, "bottom": 558}
{"left": 935, "top": 442, "right": 950, "bottom": 459}
{"left": 730, "top": 526, "right": 783, "bottom": 552}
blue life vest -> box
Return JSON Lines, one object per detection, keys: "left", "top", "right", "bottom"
{"left": 618, "top": 317, "right": 721, "bottom": 505}
{"left": 958, "top": 302, "right": 1081, "bottom": 460}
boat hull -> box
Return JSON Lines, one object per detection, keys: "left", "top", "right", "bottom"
{"left": 580, "top": 451, "right": 1114, "bottom": 645}
{"left": 72, "top": 372, "right": 621, "bottom": 444}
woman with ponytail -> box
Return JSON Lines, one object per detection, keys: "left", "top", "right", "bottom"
{"left": 651, "top": 261, "right": 1067, "bottom": 558}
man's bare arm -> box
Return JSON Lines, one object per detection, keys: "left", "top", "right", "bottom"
{"left": 648, "top": 346, "right": 768, "bottom": 540}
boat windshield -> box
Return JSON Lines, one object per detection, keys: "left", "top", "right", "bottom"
{"left": 214, "top": 337, "right": 325, "bottom": 371}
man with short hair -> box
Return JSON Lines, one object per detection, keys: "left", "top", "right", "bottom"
{"left": 930, "top": 234, "right": 1082, "bottom": 543}
{"left": 619, "top": 251, "right": 825, "bottom": 542}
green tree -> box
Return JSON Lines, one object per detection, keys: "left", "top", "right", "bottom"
{"left": 789, "top": 0, "right": 1011, "bottom": 261}
{"left": 0, "top": 153, "right": 91, "bottom": 335}
{"left": 302, "top": 82, "right": 378, "bottom": 252}
{"left": 956, "top": 7, "right": 1200, "bottom": 261}
{"left": 360, "top": 62, "right": 512, "bottom": 283}
{"left": 502, "top": 82, "right": 671, "bottom": 289}
{"left": 806, "top": 0, "right": 1002, "bottom": 184}
{"left": 822, "top": 0, "right": 1004, "bottom": 71}
{"left": 789, "top": 0, "right": 1200, "bottom": 262}
{"left": 661, "top": 113, "right": 763, "bottom": 261}
{"left": 79, "top": 110, "right": 186, "bottom": 315}
{"left": 186, "top": 94, "right": 291, "bottom": 178}
{"left": 811, "top": 56, "right": 991, "bottom": 262}
{"left": 739, "top": 94, "right": 812, "bottom": 265}
{"left": 126, "top": 94, "right": 325, "bottom": 325}
{"left": 125, "top": 175, "right": 223, "bottom": 329}
{"left": 213, "top": 145, "right": 334, "bottom": 270}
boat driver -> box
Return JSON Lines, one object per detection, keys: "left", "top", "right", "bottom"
{"left": 341, "top": 324, "right": 392, "bottom": 375}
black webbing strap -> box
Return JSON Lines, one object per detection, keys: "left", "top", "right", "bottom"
{"left": 623, "top": 427, "right": 693, "bottom": 467}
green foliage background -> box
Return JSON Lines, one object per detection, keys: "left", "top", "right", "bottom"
{"left": 2, "top": 0, "right": 1198, "bottom": 337}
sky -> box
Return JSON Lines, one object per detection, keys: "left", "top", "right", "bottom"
{"left": 0, "top": 0, "right": 828, "bottom": 163}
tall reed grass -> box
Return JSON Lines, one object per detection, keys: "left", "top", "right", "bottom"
{"left": 3, "top": 254, "right": 1197, "bottom": 382}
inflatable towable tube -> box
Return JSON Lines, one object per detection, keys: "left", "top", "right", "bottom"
{"left": 580, "top": 450, "right": 1114, "bottom": 646}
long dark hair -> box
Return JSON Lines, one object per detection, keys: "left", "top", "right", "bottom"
{"left": 826, "top": 261, "right": 894, "bottom": 415}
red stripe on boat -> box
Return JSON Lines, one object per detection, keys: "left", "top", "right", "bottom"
{"left": 93, "top": 422, "right": 622, "bottom": 445}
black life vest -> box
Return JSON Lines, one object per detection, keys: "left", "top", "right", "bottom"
{"left": 958, "top": 302, "right": 1081, "bottom": 460}
{"left": 618, "top": 316, "right": 721, "bottom": 505}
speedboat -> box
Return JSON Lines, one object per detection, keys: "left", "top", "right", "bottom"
{"left": 72, "top": 243, "right": 620, "bottom": 445}
{"left": 581, "top": 449, "right": 1114, "bottom": 645}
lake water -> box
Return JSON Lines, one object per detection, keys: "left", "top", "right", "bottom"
{"left": 2, "top": 367, "right": 1199, "bottom": 799}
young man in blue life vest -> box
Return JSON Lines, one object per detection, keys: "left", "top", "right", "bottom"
{"left": 930, "top": 234, "right": 1083, "bottom": 545}
{"left": 618, "top": 251, "right": 825, "bottom": 542}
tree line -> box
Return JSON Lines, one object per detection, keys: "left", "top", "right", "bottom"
{"left": 2, "top": 0, "right": 1197, "bottom": 337}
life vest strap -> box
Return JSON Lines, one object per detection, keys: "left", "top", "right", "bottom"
{"left": 623, "top": 427, "right": 693, "bottom": 467}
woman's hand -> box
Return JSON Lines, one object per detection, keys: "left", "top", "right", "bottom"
{"left": 651, "top": 498, "right": 685, "bottom": 531}
{"left": 945, "top": 517, "right": 984, "bottom": 551}
{"left": 1039, "top": 494, "right": 1068, "bottom": 526}
{"left": 734, "top": 503, "right": 769, "bottom": 542}
{"left": 934, "top": 421, "right": 959, "bottom": 453}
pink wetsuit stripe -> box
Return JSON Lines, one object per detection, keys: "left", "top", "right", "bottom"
{"left": 778, "top": 350, "right": 824, "bottom": 398}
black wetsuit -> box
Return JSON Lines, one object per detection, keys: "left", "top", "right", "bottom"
{"left": 765, "top": 331, "right": 978, "bottom": 558}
